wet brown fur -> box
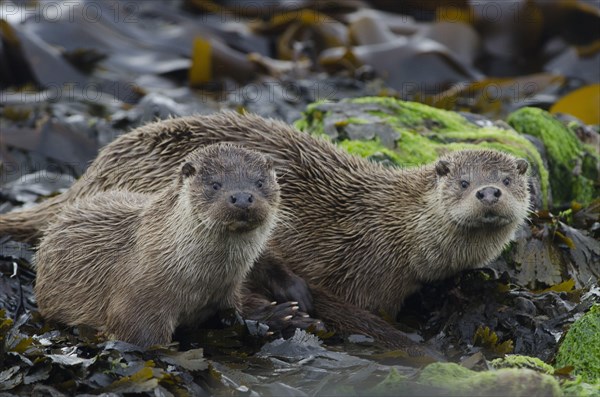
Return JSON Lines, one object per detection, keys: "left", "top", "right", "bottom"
{"left": 3, "top": 112, "right": 530, "bottom": 349}
{"left": 34, "top": 144, "right": 280, "bottom": 347}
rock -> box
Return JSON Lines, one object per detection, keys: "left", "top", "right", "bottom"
{"left": 507, "top": 107, "right": 599, "bottom": 206}
{"left": 417, "top": 362, "right": 562, "bottom": 397}
{"left": 489, "top": 355, "right": 554, "bottom": 374}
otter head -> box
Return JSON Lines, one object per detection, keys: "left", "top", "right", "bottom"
{"left": 434, "top": 150, "right": 530, "bottom": 230}
{"left": 179, "top": 144, "right": 280, "bottom": 233}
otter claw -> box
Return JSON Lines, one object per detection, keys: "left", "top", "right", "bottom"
{"left": 245, "top": 301, "right": 324, "bottom": 336}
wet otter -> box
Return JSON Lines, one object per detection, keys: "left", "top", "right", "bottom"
{"left": 2, "top": 112, "right": 530, "bottom": 349}
{"left": 34, "top": 144, "right": 281, "bottom": 347}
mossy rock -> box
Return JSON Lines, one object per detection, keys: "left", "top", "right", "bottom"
{"left": 490, "top": 355, "right": 554, "bottom": 374}
{"left": 507, "top": 107, "right": 599, "bottom": 206}
{"left": 364, "top": 364, "right": 564, "bottom": 397}
{"left": 416, "top": 362, "right": 562, "bottom": 396}
{"left": 555, "top": 304, "right": 600, "bottom": 384}
{"left": 488, "top": 354, "right": 600, "bottom": 396}
{"left": 295, "top": 97, "right": 550, "bottom": 208}
{"left": 561, "top": 376, "right": 600, "bottom": 397}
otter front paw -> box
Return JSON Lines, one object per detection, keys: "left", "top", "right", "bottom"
{"left": 246, "top": 301, "right": 325, "bottom": 336}
{"left": 271, "top": 275, "right": 314, "bottom": 315}
{"left": 249, "top": 251, "right": 314, "bottom": 314}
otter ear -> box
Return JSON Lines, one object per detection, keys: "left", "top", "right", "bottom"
{"left": 181, "top": 162, "right": 196, "bottom": 178}
{"left": 264, "top": 155, "right": 275, "bottom": 169}
{"left": 435, "top": 160, "right": 451, "bottom": 176}
{"left": 516, "top": 159, "right": 529, "bottom": 175}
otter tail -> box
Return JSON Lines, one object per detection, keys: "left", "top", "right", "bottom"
{"left": 311, "top": 286, "right": 435, "bottom": 357}
{"left": 0, "top": 194, "right": 67, "bottom": 244}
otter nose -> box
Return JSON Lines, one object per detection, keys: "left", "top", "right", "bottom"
{"left": 230, "top": 192, "right": 254, "bottom": 209}
{"left": 476, "top": 187, "right": 502, "bottom": 205}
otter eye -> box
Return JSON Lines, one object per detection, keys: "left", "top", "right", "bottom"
{"left": 256, "top": 180, "right": 264, "bottom": 188}
{"left": 460, "top": 180, "right": 470, "bottom": 189}
{"left": 503, "top": 177, "right": 511, "bottom": 186}
{"left": 212, "top": 182, "right": 221, "bottom": 191}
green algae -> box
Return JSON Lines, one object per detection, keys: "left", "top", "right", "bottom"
{"left": 368, "top": 368, "right": 409, "bottom": 396}
{"left": 294, "top": 101, "right": 328, "bottom": 136}
{"left": 555, "top": 305, "right": 600, "bottom": 384}
{"left": 468, "top": 368, "right": 562, "bottom": 397}
{"left": 508, "top": 108, "right": 582, "bottom": 164}
{"left": 351, "top": 96, "right": 476, "bottom": 132}
{"left": 340, "top": 131, "right": 439, "bottom": 166}
{"left": 417, "top": 362, "right": 474, "bottom": 394}
{"left": 490, "top": 355, "right": 554, "bottom": 374}
{"left": 507, "top": 107, "right": 599, "bottom": 205}
{"left": 561, "top": 376, "right": 600, "bottom": 397}
{"left": 489, "top": 355, "right": 600, "bottom": 396}
{"left": 417, "top": 362, "right": 562, "bottom": 397}
{"left": 339, "top": 139, "right": 405, "bottom": 165}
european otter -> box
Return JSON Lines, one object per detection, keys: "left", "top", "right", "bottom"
{"left": 2, "top": 112, "right": 530, "bottom": 349}
{"left": 34, "top": 144, "right": 281, "bottom": 347}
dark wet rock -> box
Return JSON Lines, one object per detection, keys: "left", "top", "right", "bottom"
{"left": 255, "top": 330, "right": 418, "bottom": 395}
{"left": 226, "top": 76, "right": 385, "bottom": 125}
{"left": 0, "top": 116, "right": 100, "bottom": 183}
{"left": 319, "top": 103, "right": 401, "bottom": 147}
{"left": 243, "top": 320, "right": 271, "bottom": 338}
{"left": 254, "top": 382, "right": 309, "bottom": 397}
{"left": 347, "top": 334, "right": 375, "bottom": 346}
{"left": 0, "top": 307, "right": 247, "bottom": 396}
{"left": 129, "top": 92, "right": 199, "bottom": 124}
{"left": 0, "top": 238, "right": 35, "bottom": 264}
{"left": 1, "top": 172, "right": 75, "bottom": 205}
{"left": 3, "top": 16, "right": 141, "bottom": 103}
{"left": 494, "top": 219, "right": 600, "bottom": 290}
{"left": 458, "top": 111, "right": 495, "bottom": 128}
{"left": 556, "top": 113, "right": 600, "bottom": 148}
{"left": 399, "top": 261, "right": 599, "bottom": 363}
{"left": 0, "top": 258, "right": 36, "bottom": 318}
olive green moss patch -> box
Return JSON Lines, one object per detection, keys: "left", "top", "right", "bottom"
{"left": 507, "top": 107, "right": 599, "bottom": 206}
{"left": 490, "top": 354, "right": 554, "bottom": 374}
{"left": 555, "top": 304, "right": 600, "bottom": 383}
{"left": 417, "top": 362, "right": 562, "bottom": 397}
